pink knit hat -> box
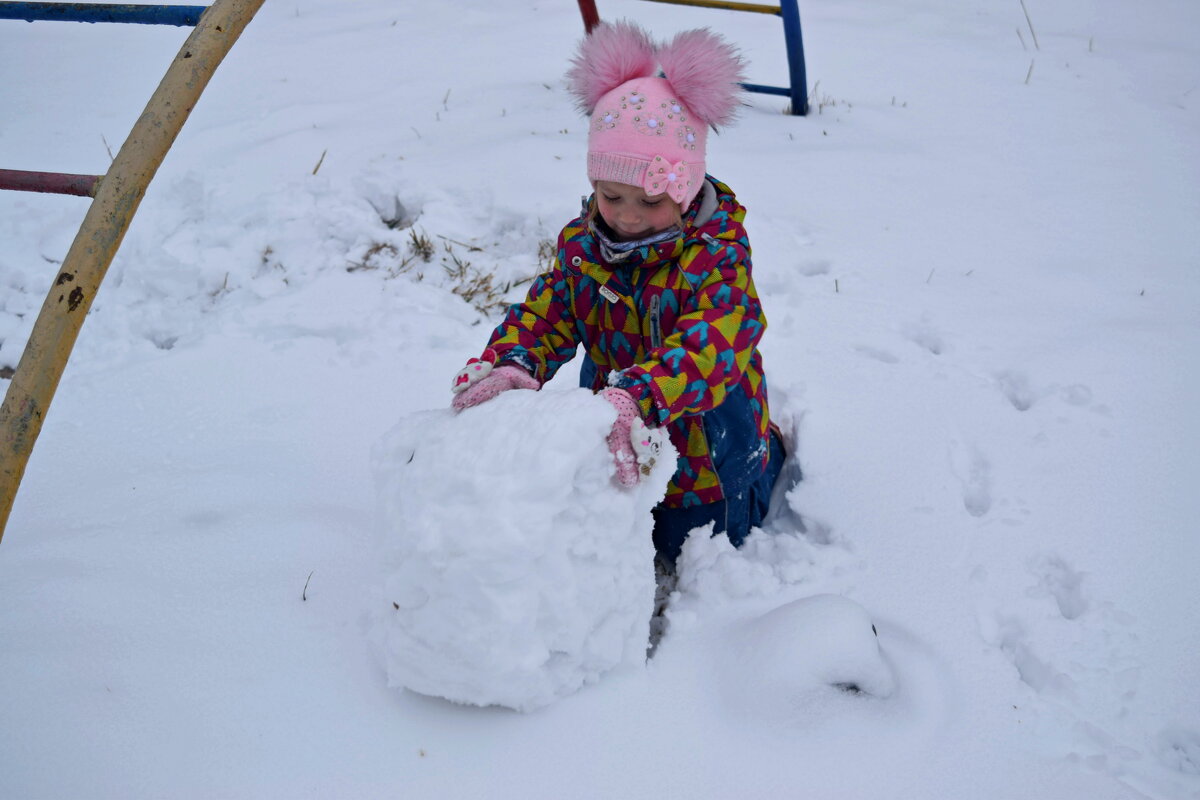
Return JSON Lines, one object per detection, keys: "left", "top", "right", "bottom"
{"left": 566, "top": 22, "right": 746, "bottom": 210}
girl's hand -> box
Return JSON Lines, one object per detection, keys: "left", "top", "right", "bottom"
{"left": 451, "top": 350, "right": 539, "bottom": 412}
{"left": 601, "top": 388, "right": 666, "bottom": 487}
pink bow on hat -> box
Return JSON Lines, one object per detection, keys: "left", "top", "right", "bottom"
{"left": 643, "top": 155, "right": 690, "bottom": 205}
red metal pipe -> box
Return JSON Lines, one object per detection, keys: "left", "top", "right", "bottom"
{"left": 0, "top": 169, "right": 101, "bottom": 197}
{"left": 577, "top": 0, "right": 600, "bottom": 32}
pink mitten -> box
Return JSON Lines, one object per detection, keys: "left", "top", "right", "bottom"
{"left": 451, "top": 349, "right": 498, "bottom": 396}
{"left": 451, "top": 352, "right": 539, "bottom": 412}
{"left": 600, "top": 388, "right": 665, "bottom": 487}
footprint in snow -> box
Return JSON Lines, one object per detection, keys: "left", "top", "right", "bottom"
{"left": 1060, "top": 383, "right": 1093, "bottom": 407}
{"left": 853, "top": 344, "right": 900, "bottom": 364}
{"left": 1060, "top": 383, "right": 1114, "bottom": 424}
{"left": 948, "top": 438, "right": 992, "bottom": 517}
{"left": 1155, "top": 726, "right": 1200, "bottom": 775}
{"left": 901, "top": 318, "right": 946, "bottom": 356}
{"left": 994, "top": 369, "right": 1041, "bottom": 412}
{"left": 797, "top": 259, "right": 831, "bottom": 276}
{"left": 971, "top": 560, "right": 1151, "bottom": 781}
{"left": 1026, "top": 553, "right": 1088, "bottom": 620}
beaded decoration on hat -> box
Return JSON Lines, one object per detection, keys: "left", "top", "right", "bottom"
{"left": 566, "top": 21, "right": 745, "bottom": 210}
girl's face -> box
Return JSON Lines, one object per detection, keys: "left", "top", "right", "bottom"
{"left": 594, "top": 180, "right": 681, "bottom": 242}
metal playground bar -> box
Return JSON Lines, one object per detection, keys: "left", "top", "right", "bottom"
{"left": 576, "top": 0, "right": 810, "bottom": 115}
{"left": 0, "top": 0, "right": 265, "bottom": 541}
{"left": 0, "top": 3, "right": 206, "bottom": 26}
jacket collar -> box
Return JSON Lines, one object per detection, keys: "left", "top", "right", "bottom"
{"left": 579, "top": 178, "right": 727, "bottom": 270}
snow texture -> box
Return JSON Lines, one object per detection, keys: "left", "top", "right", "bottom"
{"left": 370, "top": 389, "right": 676, "bottom": 711}
{"left": 1, "top": 0, "right": 1198, "bottom": 797}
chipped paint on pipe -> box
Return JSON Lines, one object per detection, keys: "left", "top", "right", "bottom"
{"left": 0, "top": 3, "right": 207, "bottom": 26}
{"left": 0, "top": 0, "right": 266, "bottom": 542}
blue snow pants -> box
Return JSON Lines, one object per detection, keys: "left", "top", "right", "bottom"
{"left": 579, "top": 355, "right": 790, "bottom": 566}
{"left": 651, "top": 426, "right": 787, "bottom": 565}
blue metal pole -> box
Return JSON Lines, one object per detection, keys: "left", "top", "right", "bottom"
{"left": 778, "top": 0, "right": 809, "bottom": 115}
{"left": 0, "top": 2, "right": 207, "bottom": 26}
{"left": 741, "top": 82, "right": 790, "bottom": 98}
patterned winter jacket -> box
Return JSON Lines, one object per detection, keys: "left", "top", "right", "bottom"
{"left": 484, "top": 176, "right": 770, "bottom": 508}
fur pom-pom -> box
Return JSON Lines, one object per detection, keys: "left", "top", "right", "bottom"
{"left": 657, "top": 28, "right": 746, "bottom": 127}
{"left": 566, "top": 20, "right": 657, "bottom": 115}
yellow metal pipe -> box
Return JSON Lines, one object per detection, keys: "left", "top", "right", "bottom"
{"left": 641, "top": 0, "right": 782, "bottom": 15}
{"left": 0, "top": 0, "right": 265, "bottom": 542}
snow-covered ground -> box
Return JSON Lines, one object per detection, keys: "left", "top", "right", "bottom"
{"left": 2, "top": 0, "right": 1199, "bottom": 796}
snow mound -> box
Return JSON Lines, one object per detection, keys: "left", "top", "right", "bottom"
{"left": 720, "top": 595, "right": 895, "bottom": 717}
{"left": 369, "top": 389, "right": 677, "bottom": 711}
{"left": 664, "top": 523, "right": 857, "bottom": 633}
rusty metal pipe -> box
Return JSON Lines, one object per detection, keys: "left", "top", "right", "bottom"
{"left": 0, "top": 0, "right": 265, "bottom": 542}
{"left": 0, "top": 168, "right": 101, "bottom": 197}
{"left": 576, "top": 0, "right": 600, "bottom": 33}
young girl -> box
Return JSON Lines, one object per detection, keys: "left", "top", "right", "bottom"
{"left": 450, "top": 21, "right": 784, "bottom": 567}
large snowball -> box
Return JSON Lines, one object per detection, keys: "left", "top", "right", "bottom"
{"left": 369, "top": 389, "right": 676, "bottom": 711}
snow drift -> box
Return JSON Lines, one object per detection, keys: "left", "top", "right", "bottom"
{"left": 369, "top": 388, "right": 677, "bottom": 711}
